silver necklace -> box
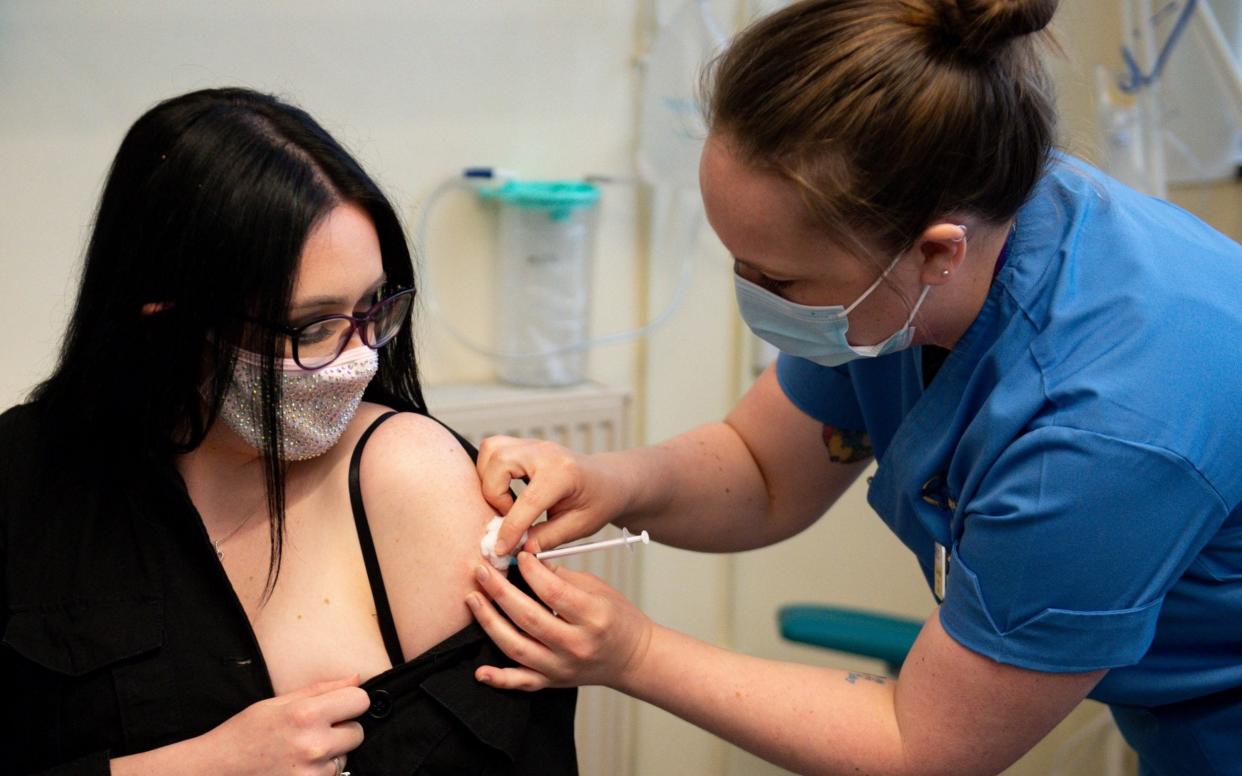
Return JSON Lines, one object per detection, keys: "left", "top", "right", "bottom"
{"left": 211, "top": 513, "right": 257, "bottom": 560}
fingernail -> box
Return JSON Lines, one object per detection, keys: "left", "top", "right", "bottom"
{"left": 474, "top": 565, "right": 490, "bottom": 584}
{"left": 465, "top": 593, "right": 480, "bottom": 609}
{"left": 477, "top": 669, "right": 491, "bottom": 682}
{"left": 494, "top": 541, "right": 508, "bottom": 555}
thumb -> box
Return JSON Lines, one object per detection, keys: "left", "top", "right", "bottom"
{"left": 494, "top": 490, "right": 547, "bottom": 556}
{"left": 525, "top": 510, "right": 595, "bottom": 553}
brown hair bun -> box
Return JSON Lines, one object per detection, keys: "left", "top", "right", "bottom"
{"left": 704, "top": 0, "right": 1060, "bottom": 261}
{"left": 933, "top": 0, "right": 1059, "bottom": 59}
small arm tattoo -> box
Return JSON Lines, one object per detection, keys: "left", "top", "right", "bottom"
{"left": 822, "top": 425, "right": 873, "bottom": 463}
{"left": 845, "top": 672, "right": 889, "bottom": 685}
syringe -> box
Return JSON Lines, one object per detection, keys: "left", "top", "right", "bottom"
{"left": 529, "top": 527, "right": 651, "bottom": 561}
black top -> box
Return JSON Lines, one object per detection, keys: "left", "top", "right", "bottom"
{"left": 1, "top": 402, "right": 577, "bottom": 775}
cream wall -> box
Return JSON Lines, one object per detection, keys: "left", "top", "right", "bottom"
{"left": 1, "top": 2, "right": 1238, "bottom": 776}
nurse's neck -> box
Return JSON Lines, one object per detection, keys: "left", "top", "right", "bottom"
{"left": 915, "top": 218, "right": 1015, "bottom": 351}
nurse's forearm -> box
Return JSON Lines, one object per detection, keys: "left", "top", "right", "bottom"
{"left": 608, "top": 615, "right": 1098, "bottom": 776}
{"left": 595, "top": 365, "right": 865, "bottom": 551}
{"left": 598, "top": 421, "right": 789, "bottom": 551}
{"left": 615, "top": 623, "right": 913, "bottom": 776}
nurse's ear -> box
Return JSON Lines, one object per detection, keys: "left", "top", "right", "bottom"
{"left": 914, "top": 222, "right": 969, "bottom": 287}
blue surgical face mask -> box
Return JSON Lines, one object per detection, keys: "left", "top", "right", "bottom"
{"left": 734, "top": 253, "right": 931, "bottom": 368}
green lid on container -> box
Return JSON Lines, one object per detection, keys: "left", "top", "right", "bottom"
{"left": 478, "top": 180, "right": 600, "bottom": 221}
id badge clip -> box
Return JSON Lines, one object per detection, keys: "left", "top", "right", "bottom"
{"left": 933, "top": 542, "right": 949, "bottom": 602}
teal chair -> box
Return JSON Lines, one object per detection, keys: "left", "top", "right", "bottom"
{"left": 778, "top": 604, "right": 922, "bottom": 676}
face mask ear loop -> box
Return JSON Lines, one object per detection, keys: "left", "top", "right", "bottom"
{"left": 842, "top": 252, "right": 906, "bottom": 316}
{"left": 902, "top": 284, "right": 932, "bottom": 329}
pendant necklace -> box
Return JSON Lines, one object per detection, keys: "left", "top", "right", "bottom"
{"left": 212, "top": 513, "right": 257, "bottom": 560}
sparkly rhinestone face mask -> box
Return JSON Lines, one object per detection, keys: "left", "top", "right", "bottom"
{"left": 218, "top": 346, "right": 379, "bottom": 461}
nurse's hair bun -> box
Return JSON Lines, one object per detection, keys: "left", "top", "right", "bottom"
{"left": 931, "top": 0, "right": 1058, "bottom": 59}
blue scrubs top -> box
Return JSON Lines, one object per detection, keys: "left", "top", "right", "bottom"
{"left": 775, "top": 158, "right": 1242, "bottom": 775}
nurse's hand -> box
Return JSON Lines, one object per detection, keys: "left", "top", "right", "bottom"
{"left": 476, "top": 436, "right": 627, "bottom": 557}
{"left": 466, "top": 552, "right": 653, "bottom": 691}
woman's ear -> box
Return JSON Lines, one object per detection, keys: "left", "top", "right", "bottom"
{"left": 915, "top": 222, "right": 968, "bottom": 286}
{"left": 140, "top": 302, "right": 174, "bottom": 316}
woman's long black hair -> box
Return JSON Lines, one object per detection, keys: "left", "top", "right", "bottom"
{"left": 32, "top": 87, "right": 425, "bottom": 597}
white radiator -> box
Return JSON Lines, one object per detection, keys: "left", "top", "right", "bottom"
{"left": 425, "top": 381, "right": 636, "bottom": 776}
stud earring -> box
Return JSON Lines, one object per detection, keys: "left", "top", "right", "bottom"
{"left": 940, "top": 269, "right": 951, "bottom": 277}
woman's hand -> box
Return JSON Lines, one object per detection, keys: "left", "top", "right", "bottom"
{"left": 476, "top": 436, "right": 627, "bottom": 557}
{"left": 466, "top": 553, "right": 654, "bottom": 691}
{"left": 192, "top": 675, "right": 370, "bottom": 775}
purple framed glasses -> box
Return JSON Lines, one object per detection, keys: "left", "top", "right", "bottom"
{"left": 250, "top": 288, "right": 415, "bottom": 370}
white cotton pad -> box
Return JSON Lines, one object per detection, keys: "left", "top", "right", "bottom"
{"left": 481, "top": 516, "right": 527, "bottom": 570}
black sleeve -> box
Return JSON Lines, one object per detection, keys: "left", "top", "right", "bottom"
{"left": 2, "top": 406, "right": 112, "bottom": 776}
{"left": 24, "top": 751, "right": 112, "bottom": 776}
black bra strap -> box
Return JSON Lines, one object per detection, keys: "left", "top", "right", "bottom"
{"left": 349, "top": 411, "right": 405, "bottom": 667}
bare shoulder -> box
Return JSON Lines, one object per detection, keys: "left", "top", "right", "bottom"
{"left": 357, "top": 410, "right": 490, "bottom": 519}
{"left": 350, "top": 407, "right": 497, "bottom": 658}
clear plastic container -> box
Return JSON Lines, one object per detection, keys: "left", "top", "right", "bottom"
{"left": 479, "top": 180, "right": 601, "bottom": 387}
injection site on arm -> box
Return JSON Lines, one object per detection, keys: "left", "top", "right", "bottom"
{"left": 480, "top": 516, "right": 649, "bottom": 569}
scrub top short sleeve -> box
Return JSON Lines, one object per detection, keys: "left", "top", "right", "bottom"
{"left": 941, "top": 425, "right": 1230, "bottom": 673}
{"left": 775, "top": 353, "right": 867, "bottom": 430}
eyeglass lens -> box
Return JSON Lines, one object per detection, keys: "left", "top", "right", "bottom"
{"left": 291, "top": 291, "right": 412, "bottom": 369}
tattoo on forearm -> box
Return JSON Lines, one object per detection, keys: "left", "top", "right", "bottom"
{"left": 822, "top": 425, "right": 873, "bottom": 463}
{"left": 844, "top": 672, "right": 889, "bottom": 685}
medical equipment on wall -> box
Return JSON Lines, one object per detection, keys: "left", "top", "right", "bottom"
{"left": 1098, "top": 0, "right": 1242, "bottom": 196}
{"left": 415, "top": 3, "right": 730, "bottom": 388}
{"left": 480, "top": 180, "right": 600, "bottom": 386}
{"left": 416, "top": 172, "right": 598, "bottom": 387}
{"left": 636, "top": 0, "right": 727, "bottom": 189}
{"left": 414, "top": 168, "right": 697, "bottom": 388}
{"left": 631, "top": 0, "right": 729, "bottom": 366}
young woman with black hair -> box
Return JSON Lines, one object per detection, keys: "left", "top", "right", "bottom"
{"left": 1, "top": 88, "right": 576, "bottom": 775}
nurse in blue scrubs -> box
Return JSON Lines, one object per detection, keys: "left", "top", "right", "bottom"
{"left": 465, "top": 1, "right": 1242, "bottom": 773}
